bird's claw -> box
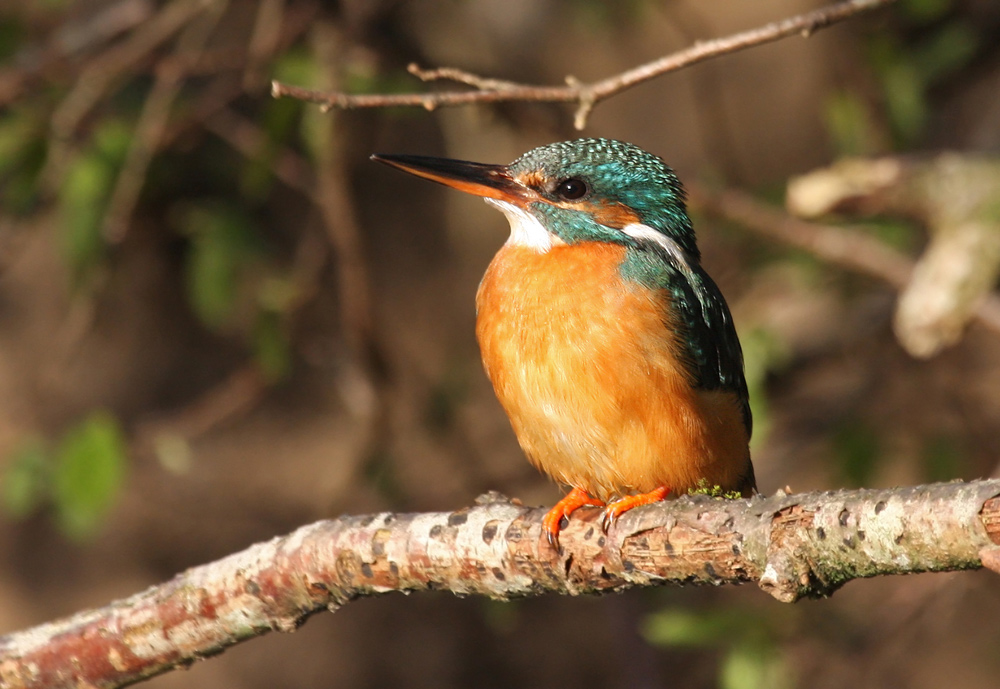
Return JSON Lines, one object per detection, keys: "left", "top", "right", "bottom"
{"left": 601, "top": 507, "right": 617, "bottom": 533}
{"left": 600, "top": 486, "right": 672, "bottom": 533}
{"left": 542, "top": 488, "right": 604, "bottom": 551}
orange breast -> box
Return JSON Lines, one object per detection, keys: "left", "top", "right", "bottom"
{"left": 475, "top": 242, "right": 751, "bottom": 502}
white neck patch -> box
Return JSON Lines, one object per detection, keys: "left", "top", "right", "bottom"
{"left": 620, "top": 222, "right": 693, "bottom": 271}
{"left": 485, "top": 198, "right": 560, "bottom": 252}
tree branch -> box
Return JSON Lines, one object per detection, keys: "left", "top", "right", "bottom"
{"left": 686, "top": 182, "right": 1000, "bottom": 340}
{"left": 270, "top": 0, "right": 897, "bottom": 129}
{"left": 2, "top": 480, "right": 999, "bottom": 688}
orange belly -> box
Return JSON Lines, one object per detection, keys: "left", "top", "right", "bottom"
{"left": 475, "top": 241, "right": 751, "bottom": 502}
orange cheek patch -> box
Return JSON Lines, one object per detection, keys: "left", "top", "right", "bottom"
{"left": 556, "top": 200, "right": 640, "bottom": 228}
{"left": 588, "top": 201, "right": 640, "bottom": 228}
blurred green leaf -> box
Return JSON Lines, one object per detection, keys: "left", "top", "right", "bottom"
{"left": 272, "top": 48, "right": 319, "bottom": 89}
{"left": 740, "top": 327, "right": 788, "bottom": 451}
{"left": 864, "top": 217, "right": 918, "bottom": 252}
{"left": 647, "top": 607, "right": 792, "bottom": 689}
{"left": 363, "top": 449, "right": 403, "bottom": 504}
{"left": 253, "top": 309, "right": 291, "bottom": 381}
{"left": 0, "top": 111, "right": 47, "bottom": 214}
{"left": 285, "top": 48, "right": 331, "bottom": 164}
{"left": 912, "top": 22, "right": 978, "bottom": 84}
{"left": 921, "top": 434, "right": 962, "bottom": 483}
{"left": 832, "top": 419, "right": 880, "bottom": 487}
{"left": 59, "top": 153, "right": 111, "bottom": 277}
{"left": 342, "top": 60, "right": 417, "bottom": 98}
{"left": 881, "top": 60, "right": 925, "bottom": 145}
{"left": 300, "top": 102, "right": 330, "bottom": 165}
{"left": 57, "top": 120, "right": 131, "bottom": 282}
{"left": 901, "top": 0, "right": 952, "bottom": 23}
{"left": 2, "top": 436, "right": 51, "bottom": 519}
{"left": 644, "top": 609, "right": 755, "bottom": 648}
{"left": 0, "top": 113, "right": 32, "bottom": 177}
{"left": 94, "top": 119, "right": 132, "bottom": 159}
{"left": 824, "top": 90, "right": 878, "bottom": 157}
{"left": 426, "top": 364, "right": 471, "bottom": 434}
{"left": 179, "top": 202, "right": 261, "bottom": 329}
{"left": 240, "top": 96, "right": 302, "bottom": 200}
{"left": 479, "top": 598, "right": 519, "bottom": 635}
{"left": 52, "top": 411, "right": 128, "bottom": 540}
{"left": 0, "top": 17, "right": 24, "bottom": 61}
{"left": 721, "top": 641, "right": 791, "bottom": 689}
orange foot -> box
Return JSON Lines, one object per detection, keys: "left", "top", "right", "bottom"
{"left": 543, "top": 487, "right": 605, "bottom": 549}
{"left": 602, "top": 486, "right": 671, "bottom": 532}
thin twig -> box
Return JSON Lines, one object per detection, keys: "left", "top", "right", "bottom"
{"left": 0, "top": 0, "right": 154, "bottom": 107}
{"left": 42, "top": 0, "right": 214, "bottom": 190}
{"left": 243, "top": 0, "right": 286, "bottom": 89}
{"left": 102, "top": 0, "right": 230, "bottom": 244}
{"left": 271, "top": 0, "right": 897, "bottom": 129}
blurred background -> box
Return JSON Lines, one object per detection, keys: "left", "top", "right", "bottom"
{"left": 2, "top": 0, "right": 1000, "bottom": 687}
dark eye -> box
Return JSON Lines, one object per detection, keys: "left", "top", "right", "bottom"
{"left": 555, "top": 178, "right": 588, "bottom": 200}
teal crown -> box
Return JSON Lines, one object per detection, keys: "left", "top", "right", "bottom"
{"left": 509, "top": 138, "right": 698, "bottom": 259}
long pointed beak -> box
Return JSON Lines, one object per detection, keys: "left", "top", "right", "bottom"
{"left": 371, "top": 153, "right": 529, "bottom": 204}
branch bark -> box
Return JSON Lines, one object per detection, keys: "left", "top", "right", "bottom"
{"left": 271, "top": 0, "right": 897, "bottom": 129}
{"left": 2, "top": 480, "right": 999, "bottom": 688}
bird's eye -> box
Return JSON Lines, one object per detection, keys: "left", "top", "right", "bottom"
{"left": 555, "top": 178, "right": 588, "bottom": 200}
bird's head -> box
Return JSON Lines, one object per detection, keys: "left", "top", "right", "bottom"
{"left": 372, "top": 138, "right": 699, "bottom": 261}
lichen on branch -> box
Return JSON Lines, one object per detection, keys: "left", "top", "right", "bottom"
{"left": 2, "top": 479, "right": 999, "bottom": 689}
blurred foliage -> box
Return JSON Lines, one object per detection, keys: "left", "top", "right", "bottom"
{"left": 645, "top": 607, "right": 793, "bottom": 689}
{"left": 0, "top": 108, "right": 47, "bottom": 214}
{"left": 0, "top": 16, "right": 24, "bottom": 61}
{"left": 2, "top": 411, "right": 127, "bottom": 540}
{"left": 57, "top": 120, "right": 131, "bottom": 285}
{"left": 920, "top": 433, "right": 963, "bottom": 483}
{"left": 53, "top": 411, "right": 128, "bottom": 540}
{"left": 425, "top": 363, "right": 472, "bottom": 434}
{"left": 253, "top": 306, "right": 293, "bottom": 381}
{"left": 2, "top": 436, "right": 49, "bottom": 519}
{"left": 832, "top": 418, "right": 881, "bottom": 488}
{"left": 825, "top": 0, "right": 981, "bottom": 153}
{"left": 0, "top": 1, "right": 998, "bottom": 686}
{"left": 176, "top": 201, "right": 263, "bottom": 329}
{"left": 863, "top": 217, "right": 919, "bottom": 253}
{"left": 740, "top": 327, "right": 788, "bottom": 452}
{"left": 824, "top": 90, "right": 881, "bottom": 157}
{"left": 240, "top": 51, "right": 312, "bottom": 200}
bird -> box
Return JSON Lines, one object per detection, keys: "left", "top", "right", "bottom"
{"left": 372, "top": 138, "right": 755, "bottom": 548}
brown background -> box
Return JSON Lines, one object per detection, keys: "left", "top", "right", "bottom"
{"left": 2, "top": 1, "right": 1000, "bottom": 687}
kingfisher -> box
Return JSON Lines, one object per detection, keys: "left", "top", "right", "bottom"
{"left": 372, "top": 138, "right": 755, "bottom": 547}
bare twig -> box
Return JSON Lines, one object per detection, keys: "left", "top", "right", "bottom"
{"left": 0, "top": 0, "right": 154, "bottom": 107}
{"left": 271, "top": 0, "right": 897, "bottom": 129}
{"left": 102, "top": 0, "right": 230, "bottom": 243}
{"left": 42, "top": 0, "right": 215, "bottom": 190}
{"left": 204, "top": 107, "right": 314, "bottom": 195}
{"left": 1, "top": 480, "right": 998, "bottom": 688}
{"left": 244, "top": 0, "right": 287, "bottom": 89}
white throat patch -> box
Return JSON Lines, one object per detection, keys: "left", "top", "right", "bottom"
{"left": 485, "top": 198, "right": 559, "bottom": 252}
